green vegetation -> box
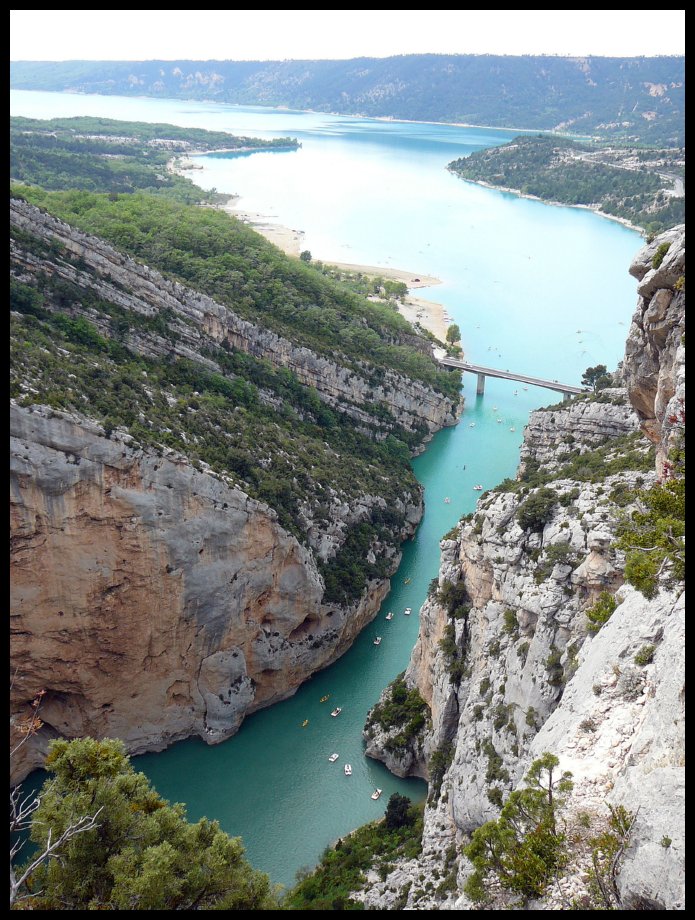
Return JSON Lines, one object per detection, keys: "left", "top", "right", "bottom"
{"left": 651, "top": 242, "right": 671, "bottom": 269}
{"left": 428, "top": 742, "right": 455, "bottom": 802}
{"left": 634, "top": 644, "right": 656, "bottom": 666}
{"left": 517, "top": 487, "right": 558, "bottom": 533}
{"left": 365, "top": 674, "right": 428, "bottom": 753}
{"left": 13, "top": 186, "right": 459, "bottom": 399}
{"left": 585, "top": 591, "right": 618, "bottom": 632}
{"left": 439, "top": 623, "right": 467, "bottom": 685}
{"left": 11, "top": 116, "right": 297, "bottom": 204}
{"left": 11, "top": 55, "right": 685, "bottom": 145}
{"left": 449, "top": 135, "right": 685, "bottom": 233}
{"left": 436, "top": 579, "right": 470, "bottom": 620}
{"left": 445, "top": 323, "right": 461, "bottom": 344}
{"left": 616, "top": 475, "right": 685, "bottom": 599}
{"left": 285, "top": 796, "right": 423, "bottom": 910}
{"left": 580, "top": 805, "right": 636, "bottom": 910}
{"left": 464, "top": 753, "right": 573, "bottom": 904}
{"left": 581, "top": 363, "right": 612, "bottom": 393}
{"left": 14, "top": 738, "right": 277, "bottom": 910}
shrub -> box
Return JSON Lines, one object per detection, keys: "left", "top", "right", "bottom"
{"left": 502, "top": 609, "right": 519, "bottom": 637}
{"left": 634, "top": 644, "right": 656, "bottom": 666}
{"left": 651, "top": 241, "right": 670, "bottom": 269}
{"left": 585, "top": 591, "right": 618, "bottom": 632}
{"left": 517, "top": 488, "right": 558, "bottom": 533}
{"left": 428, "top": 742, "right": 455, "bottom": 802}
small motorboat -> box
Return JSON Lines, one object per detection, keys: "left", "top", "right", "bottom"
{"left": 404, "top": 607, "right": 412, "bottom": 616}
{"left": 373, "top": 636, "right": 382, "bottom": 646}
{"left": 320, "top": 695, "right": 330, "bottom": 703}
{"left": 385, "top": 611, "right": 394, "bottom": 620}
{"left": 496, "top": 418, "right": 503, "bottom": 423}
{"left": 509, "top": 426, "right": 516, "bottom": 432}
{"left": 473, "top": 484, "right": 483, "bottom": 491}
{"left": 331, "top": 707, "right": 342, "bottom": 717}
{"left": 301, "top": 720, "right": 309, "bottom": 727}
{"left": 469, "top": 422, "right": 476, "bottom": 427}
{"left": 404, "top": 577, "right": 412, "bottom": 585}
{"left": 492, "top": 405, "right": 498, "bottom": 410}
{"left": 371, "top": 788, "right": 383, "bottom": 800}
{"left": 344, "top": 764, "right": 352, "bottom": 775}
{"left": 328, "top": 753, "right": 339, "bottom": 762}
{"left": 444, "top": 497, "right": 451, "bottom": 503}
{"left": 523, "top": 386, "right": 528, "bottom": 391}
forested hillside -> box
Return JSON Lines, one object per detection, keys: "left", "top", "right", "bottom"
{"left": 449, "top": 135, "right": 685, "bottom": 233}
{"left": 11, "top": 54, "right": 685, "bottom": 145}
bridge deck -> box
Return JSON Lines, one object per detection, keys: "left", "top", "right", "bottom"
{"left": 439, "top": 357, "right": 585, "bottom": 395}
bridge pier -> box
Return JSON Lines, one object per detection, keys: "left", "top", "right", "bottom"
{"left": 562, "top": 391, "right": 572, "bottom": 402}
{"left": 476, "top": 373, "right": 486, "bottom": 396}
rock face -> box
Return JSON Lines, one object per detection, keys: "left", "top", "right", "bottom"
{"left": 519, "top": 387, "right": 640, "bottom": 474}
{"left": 10, "top": 199, "right": 462, "bottom": 438}
{"left": 10, "top": 403, "right": 396, "bottom": 783}
{"left": 624, "top": 225, "right": 685, "bottom": 476}
{"left": 360, "top": 230, "right": 685, "bottom": 910}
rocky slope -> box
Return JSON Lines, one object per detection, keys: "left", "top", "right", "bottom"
{"left": 10, "top": 199, "right": 461, "bottom": 784}
{"left": 361, "top": 227, "right": 685, "bottom": 910}
{"left": 10, "top": 198, "right": 461, "bottom": 439}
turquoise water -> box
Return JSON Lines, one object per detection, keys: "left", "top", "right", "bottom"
{"left": 11, "top": 90, "right": 642, "bottom": 888}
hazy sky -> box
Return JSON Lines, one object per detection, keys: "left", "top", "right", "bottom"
{"left": 10, "top": 10, "right": 685, "bottom": 61}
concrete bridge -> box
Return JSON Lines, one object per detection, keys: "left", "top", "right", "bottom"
{"left": 439, "top": 357, "right": 586, "bottom": 401}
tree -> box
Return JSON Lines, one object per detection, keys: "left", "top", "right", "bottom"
{"left": 384, "top": 793, "right": 415, "bottom": 830}
{"left": 17, "top": 738, "right": 278, "bottom": 910}
{"left": 581, "top": 364, "right": 612, "bottom": 392}
{"left": 299, "top": 250, "right": 312, "bottom": 262}
{"left": 446, "top": 323, "right": 461, "bottom": 344}
{"left": 464, "top": 753, "right": 573, "bottom": 902}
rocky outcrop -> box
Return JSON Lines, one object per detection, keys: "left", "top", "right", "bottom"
{"left": 10, "top": 198, "right": 462, "bottom": 438}
{"left": 359, "top": 228, "right": 685, "bottom": 910}
{"left": 624, "top": 225, "right": 685, "bottom": 475}
{"left": 10, "top": 403, "right": 400, "bottom": 783}
{"left": 520, "top": 387, "right": 640, "bottom": 474}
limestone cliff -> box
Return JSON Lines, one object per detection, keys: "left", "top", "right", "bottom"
{"left": 10, "top": 197, "right": 461, "bottom": 784}
{"left": 10, "top": 403, "right": 398, "bottom": 783}
{"left": 10, "top": 198, "right": 461, "bottom": 438}
{"left": 361, "top": 230, "right": 685, "bottom": 910}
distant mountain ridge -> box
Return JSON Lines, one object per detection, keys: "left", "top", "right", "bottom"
{"left": 11, "top": 54, "right": 685, "bottom": 145}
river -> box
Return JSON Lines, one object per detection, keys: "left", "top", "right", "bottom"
{"left": 10, "top": 90, "right": 642, "bottom": 888}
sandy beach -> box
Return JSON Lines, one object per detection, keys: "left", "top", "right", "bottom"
{"left": 219, "top": 196, "right": 451, "bottom": 342}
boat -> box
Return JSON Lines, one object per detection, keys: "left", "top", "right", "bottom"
{"left": 373, "top": 636, "right": 382, "bottom": 646}
{"left": 473, "top": 484, "right": 483, "bottom": 491}
{"left": 371, "top": 788, "right": 383, "bottom": 800}
{"left": 469, "top": 422, "right": 476, "bottom": 427}
{"left": 385, "top": 612, "right": 394, "bottom": 620}
{"left": 320, "top": 695, "right": 330, "bottom": 702}
{"left": 496, "top": 418, "right": 503, "bottom": 423}
{"left": 523, "top": 386, "right": 528, "bottom": 391}
{"left": 328, "top": 753, "right": 339, "bottom": 762}
{"left": 331, "top": 707, "right": 342, "bottom": 717}
{"left": 509, "top": 426, "right": 516, "bottom": 432}
{"left": 404, "top": 607, "right": 412, "bottom": 615}
{"left": 493, "top": 405, "right": 498, "bottom": 410}
{"left": 444, "top": 497, "right": 451, "bottom": 503}
{"left": 344, "top": 764, "right": 352, "bottom": 775}
{"left": 404, "top": 577, "right": 412, "bottom": 585}
{"left": 301, "top": 720, "right": 309, "bottom": 727}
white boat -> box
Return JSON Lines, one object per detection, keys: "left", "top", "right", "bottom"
{"left": 404, "top": 607, "right": 412, "bottom": 615}
{"left": 496, "top": 418, "right": 503, "bottom": 423}
{"left": 371, "top": 788, "right": 383, "bottom": 800}
{"left": 385, "top": 612, "right": 394, "bottom": 620}
{"left": 373, "top": 636, "right": 382, "bottom": 646}
{"left": 444, "top": 497, "right": 451, "bottom": 503}
{"left": 492, "top": 405, "right": 498, "bottom": 410}
{"left": 328, "top": 753, "right": 339, "bottom": 762}
{"left": 331, "top": 707, "right": 342, "bottom": 717}
{"left": 344, "top": 763, "right": 352, "bottom": 775}
{"left": 509, "top": 427, "right": 516, "bottom": 432}
{"left": 469, "top": 422, "right": 476, "bottom": 427}
{"left": 473, "top": 484, "right": 483, "bottom": 491}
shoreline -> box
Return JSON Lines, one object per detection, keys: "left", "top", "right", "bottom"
{"left": 214, "top": 194, "right": 452, "bottom": 343}
{"left": 449, "top": 173, "right": 645, "bottom": 235}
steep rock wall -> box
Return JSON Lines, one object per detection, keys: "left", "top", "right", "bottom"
{"left": 10, "top": 403, "right": 397, "bottom": 783}
{"left": 10, "top": 198, "right": 462, "bottom": 437}
{"left": 624, "top": 224, "right": 685, "bottom": 475}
